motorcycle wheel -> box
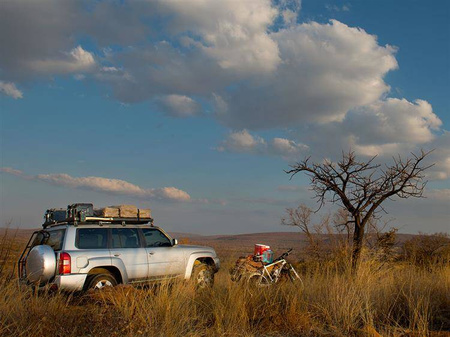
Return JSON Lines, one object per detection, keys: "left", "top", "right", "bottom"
{"left": 288, "top": 266, "right": 304, "bottom": 290}
{"left": 247, "top": 273, "right": 271, "bottom": 288}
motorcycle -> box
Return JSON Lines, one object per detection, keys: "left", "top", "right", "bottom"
{"left": 230, "top": 248, "right": 303, "bottom": 289}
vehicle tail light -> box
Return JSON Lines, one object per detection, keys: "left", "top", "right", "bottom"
{"left": 58, "top": 252, "right": 71, "bottom": 275}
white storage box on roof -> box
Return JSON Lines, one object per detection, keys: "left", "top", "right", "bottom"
{"left": 138, "top": 208, "right": 151, "bottom": 218}
{"left": 94, "top": 205, "right": 151, "bottom": 219}
{"left": 95, "top": 207, "right": 120, "bottom": 217}
{"left": 115, "top": 205, "right": 138, "bottom": 218}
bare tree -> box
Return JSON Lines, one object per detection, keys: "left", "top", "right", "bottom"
{"left": 281, "top": 204, "right": 314, "bottom": 244}
{"left": 285, "top": 150, "right": 432, "bottom": 273}
{"left": 282, "top": 205, "right": 351, "bottom": 261}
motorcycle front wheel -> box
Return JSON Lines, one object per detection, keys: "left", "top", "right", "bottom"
{"left": 287, "top": 266, "right": 304, "bottom": 290}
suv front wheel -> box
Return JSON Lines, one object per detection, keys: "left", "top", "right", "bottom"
{"left": 192, "top": 262, "right": 214, "bottom": 289}
{"left": 85, "top": 273, "right": 118, "bottom": 290}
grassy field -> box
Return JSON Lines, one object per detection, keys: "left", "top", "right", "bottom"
{"left": 0, "top": 229, "right": 449, "bottom": 337}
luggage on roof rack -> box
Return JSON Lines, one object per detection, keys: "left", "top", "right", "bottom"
{"left": 93, "top": 205, "right": 151, "bottom": 218}
{"left": 44, "top": 208, "right": 67, "bottom": 225}
{"left": 95, "top": 207, "right": 120, "bottom": 218}
{"left": 42, "top": 203, "right": 153, "bottom": 228}
{"left": 67, "top": 203, "right": 94, "bottom": 221}
{"left": 94, "top": 205, "right": 151, "bottom": 219}
{"left": 116, "top": 205, "right": 138, "bottom": 218}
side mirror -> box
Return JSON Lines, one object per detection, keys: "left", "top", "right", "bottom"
{"left": 171, "top": 238, "right": 178, "bottom": 246}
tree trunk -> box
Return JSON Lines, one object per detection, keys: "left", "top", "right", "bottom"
{"left": 351, "top": 216, "right": 365, "bottom": 273}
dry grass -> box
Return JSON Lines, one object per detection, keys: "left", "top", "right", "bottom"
{"left": 0, "top": 229, "right": 449, "bottom": 337}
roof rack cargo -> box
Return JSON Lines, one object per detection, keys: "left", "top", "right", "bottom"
{"left": 44, "top": 208, "right": 67, "bottom": 224}
{"left": 42, "top": 203, "right": 153, "bottom": 228}
{"left": 67, "top": 203, "right": 94, "bottom": 219}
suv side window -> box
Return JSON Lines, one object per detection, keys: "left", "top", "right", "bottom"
{"left": 45, "top": 229, "right": 66, "bottom": 251}
{"left": 141, "top": 228, "right": 172, "bottom": 247}
{"left": 31, "top": 232, "right": 46, "bottom": 248}
{"left": 76, "top": 228, "right": 108, "bottom": 249}
{"left": 31, "top": 229, "right": 65, "bottom": 251}
{"left": 111, "top": 228, "right": 141, "bottom": 248}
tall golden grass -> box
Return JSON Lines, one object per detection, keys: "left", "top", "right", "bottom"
{"left": 0, "top": 230, "right": 449, "bottom": 337}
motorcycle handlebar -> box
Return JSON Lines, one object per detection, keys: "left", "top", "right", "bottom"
{"left": 276, "top": 248, "right": 293, "bottom": 261}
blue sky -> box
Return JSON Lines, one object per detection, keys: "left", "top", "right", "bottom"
{"left": 1, "top": 0, "right": 449, "bottom": 234}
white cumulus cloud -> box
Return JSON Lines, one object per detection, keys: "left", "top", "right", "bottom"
{"left": 288, "top": 97, "right": 443, "bottom": 164}
{"left": 156, "top": 94, "right": 201, "bottom": 118}
{"left": 29, "top": 46, "right": 96, "bottom": 74}
{"left": 0, "top": 167, "right": 25, "bottom": 176}
{"left": 218, "top": 20, "right": 398, "bottom": 129}
{"left": 270, "top": 138, "right": 309, "bottom": 158}
{"left": 218, "top": 130, "right": 307, "bottom": 159}
{"left": 0, "top": 81, "right": 23, "bottom": 99}
{"left": 1, "top": 168, "right": 191, "bottom": 202}
{"left": 217, "top": 129, "right": 266, "bottom": 154}
{"left": 347, "top": 98, "right": 441, "bottom": 146}
{"left": 158, "top": 0, "right": 281, "bottom": 74}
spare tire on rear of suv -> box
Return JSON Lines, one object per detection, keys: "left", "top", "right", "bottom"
{"left": 26, "top": 245, "right": 56, "bottom": 285}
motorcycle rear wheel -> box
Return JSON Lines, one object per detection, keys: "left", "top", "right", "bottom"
{"left": 247, "top": 273, "right": 271, "bottom": 288}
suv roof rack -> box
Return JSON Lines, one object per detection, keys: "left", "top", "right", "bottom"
{"left": 42, "top": 216, "right": 154, "bottom": 228}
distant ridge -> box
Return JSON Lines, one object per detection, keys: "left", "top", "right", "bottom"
{"left": 2, "top": 228, "right": 417, "bottom": 255}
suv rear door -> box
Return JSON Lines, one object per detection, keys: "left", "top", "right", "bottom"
{"left": 75, "top": 227, "right": 111, "bottom": 272}
{"left": 110, "top": 228, "right": 148, "bottom": 282}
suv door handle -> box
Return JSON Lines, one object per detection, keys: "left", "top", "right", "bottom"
{"left": 114, "top": 253, "right": 121, "bottom": 257}
{"left": 148, "top": 252, "right": 155, "bottom": 255}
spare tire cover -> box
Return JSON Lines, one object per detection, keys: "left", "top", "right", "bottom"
{"left": 26, "top": 245, "right": 56, "bottom": 285}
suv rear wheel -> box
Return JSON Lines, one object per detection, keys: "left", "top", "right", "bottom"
{"left": 86, "top": 273, "right": 117, "bottom": 290}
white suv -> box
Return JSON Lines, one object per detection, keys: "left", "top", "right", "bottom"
{"left": 18, "top": 217, "right": 219, "bottom": 291}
